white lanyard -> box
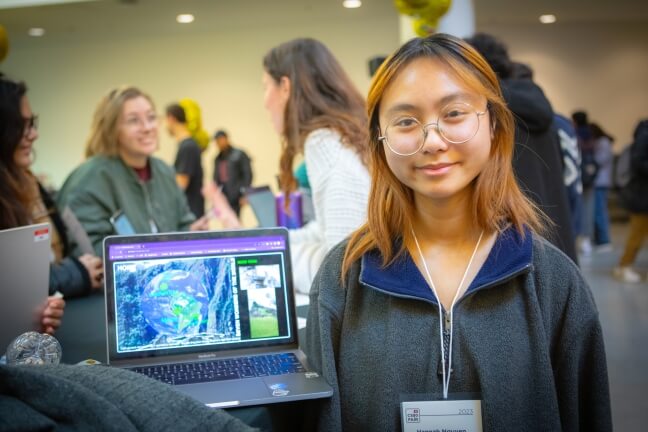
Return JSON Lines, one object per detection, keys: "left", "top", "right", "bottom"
{"left": 412, "top": 229, "right": 484, "bottom": 399}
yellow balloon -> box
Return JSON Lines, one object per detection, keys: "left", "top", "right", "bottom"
{"left": 394, "top": 0, "right": 430, "bottom": 15}
{"left": 419, "top": 0, "right": 451, "bottom": 20}
{"left": 0, "top": 25, "right": 9, "bottom": 63}
{"left": 394, "top": 0, "right": 452, "bottom": 29}
{"left": 413, "top": 16, "right": 439, "bottom": 37}
{"left": 179, "top": 98, "right": 210, "bottom": 151}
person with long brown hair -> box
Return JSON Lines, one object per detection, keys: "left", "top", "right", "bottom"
{"left": 262, "top": 38, "right": 371, "bottom": 294}
{"left": 57, "top": 86, "right": 208, "bottom": 256}
{"left": 0, "top": 73, "right": 88, "bottom": 333}
{"left": 2, "top": 73, "right": 107, "bottom": 306}
{"left": 304, "top": 34, "right": 611, "bottom": 431}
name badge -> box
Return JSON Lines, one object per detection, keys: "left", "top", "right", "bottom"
{"left": 401, "top": 399, "right": 482, "bottom": 432}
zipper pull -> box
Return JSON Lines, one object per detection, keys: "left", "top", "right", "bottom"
{"left": 443, "top": 310, "right": 451, "bottom": 333}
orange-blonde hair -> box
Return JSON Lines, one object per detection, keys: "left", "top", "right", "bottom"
{"left": 342, "top": 33, "right": 545, "bottom": 277}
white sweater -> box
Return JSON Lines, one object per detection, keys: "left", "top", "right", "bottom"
{"left": 289, "top": 129, "right": 370, "bottom": 294}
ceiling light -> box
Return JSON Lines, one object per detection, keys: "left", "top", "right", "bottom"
{"left": 343, "top": 0, "right": 362, "bottom": 8}
{"left": 176, "top": 14, "right": 194, "bottom": 24}
{"left": 28, "top": 27, "right": 46, "bottom": 37}
{"left": 539, "top": 14, "right": 556, "bottom": 24}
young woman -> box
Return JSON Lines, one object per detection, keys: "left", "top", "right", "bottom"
{"left": 262, "top": 38, "right": 371, "bottom": 294}
{"left": 57, "top": 86, "right": 208, "bottom": 256}
{"left": 1, "top": 75, "right": 103, "bottom": 325}
{"left": 305, "top": 34, "right": 611, "bottom": 431}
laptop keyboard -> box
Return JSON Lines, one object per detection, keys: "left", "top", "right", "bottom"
{"left": 129, "top": 353, "right": 306, "bottom": 385}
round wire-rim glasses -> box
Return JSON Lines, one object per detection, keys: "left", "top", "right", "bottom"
{"left": 379, "top": 102, "right": 488, "bottom": 156}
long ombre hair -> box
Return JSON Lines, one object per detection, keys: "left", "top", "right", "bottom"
{"left": 262, "top": 38, "right": 368, "bottom": 194}
{"left": 85, "top": 86, "right": 155, "bottom": 158}
{"left": 342, "top": 34, "right": 545, "bottom": 277}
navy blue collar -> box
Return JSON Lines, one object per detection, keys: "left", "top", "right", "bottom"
{"left": 359, "top": 226, "right": 533, "bottom": 305}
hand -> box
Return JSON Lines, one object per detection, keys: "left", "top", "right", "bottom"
{"left": 41, "top": 296, "right": 65, "bottom": 335}
{"left": 203, "top": 181, "right": 242, "bottom": 229}
{"left": 78, "top": 254, "right": 104, "bottom": 290}
{"left": 190, "top": 215, "right": 210, "bottom": 231}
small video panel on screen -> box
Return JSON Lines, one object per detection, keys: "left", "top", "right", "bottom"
{"left": 239, "top": 264, "right": 281, "bottom": 339}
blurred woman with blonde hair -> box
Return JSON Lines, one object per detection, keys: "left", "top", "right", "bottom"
{"left": 58, "top": 86, "right": 208, "bottom": 256}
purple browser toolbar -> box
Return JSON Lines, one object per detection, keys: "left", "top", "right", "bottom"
{"left": 108, "top": 236, "right": 286, "bottom": 261}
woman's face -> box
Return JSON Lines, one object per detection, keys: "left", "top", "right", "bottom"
{"left": 117, "top": 96, "right": 158, "bottom": 163}
{"left": 13, "top": 95, "right": 38, "bottom": 170}
{"left": 262, "top": 71, "right": 289, "bottom": 135}
{"left": 379, "top": 57, "right": 492, "bottom": 204}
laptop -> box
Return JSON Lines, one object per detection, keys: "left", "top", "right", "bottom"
{"left": 0, "top": 223, "right": 51, "bottom": 354}
{"left": 245, "top": 186, "right": 307, "bottom": 229}
{"left": 244, "top": 186, "right": 277, "bottom": 228}
{"left": 103, "top": 227, "right": 332, "bottom": 408}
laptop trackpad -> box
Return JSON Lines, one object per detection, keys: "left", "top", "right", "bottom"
{"left": 175, "top": 378, "right": 269, "bottom": 407}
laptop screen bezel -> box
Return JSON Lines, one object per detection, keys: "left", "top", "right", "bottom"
{"left": 103, "top": 227, "right": 300, "bottom": 363}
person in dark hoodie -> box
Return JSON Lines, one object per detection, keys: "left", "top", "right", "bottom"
{"left": 465, "top": 33, "right": 578, "bottom": 263}
{"left": 305, "top": 34, "right": 610, "bottom": 431}
{"left": 615, "top": 119, "right": 648, "bottom": 283}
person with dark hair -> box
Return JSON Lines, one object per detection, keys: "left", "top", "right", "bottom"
{"left": 212, "top": 129, "right": 252, "bottom": 217}
{"left": 0, "top": 74, "right": 102, "bottom": 307}
{"left": 571, "top": 110, "right": 598, "bottom": 254}
{"left": 572, "top": 110, "right": 589, "bottom": 129}
{"left": 262, "top": 38, "right": 371, "bottom": 294}
{"left": 589, "top": 122, "right": 614, "bottom": 250}
{"left": 305, "top": 33, "right": 611, "bottom": 431}
{"left": 166, "top": 102, "right": 204, "bottom": 218}
{"left": 57, "top": 86, "right": 209, "bottom": 256}
{"left": 510, "top": 61, "right": 533, "bottom": 80}
{"left": 464, "top": 32, "right": 577, "bottom": 263}
{"left": 615, "top": 119, "right": 648, "bottom": 283}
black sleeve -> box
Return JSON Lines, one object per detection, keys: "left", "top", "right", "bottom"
{"left": 49, "top": 257, "right": 91, "bottom": 297}
{"left": 239, "top": 151, "right": 253, "bottom": 188}
{"left": 174, "top": 141, "right": 200, "bottom": 176}
{"left": 631, "top": 131, "right": 648, "bottom": 176}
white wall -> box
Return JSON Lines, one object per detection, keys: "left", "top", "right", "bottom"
{"left": 5, "top": 10, "right": 647, "bottom": 193}
{"left": 479, "top": 21, "right": 648, "bottom": 151}
{"left": 3, "top": 12, "right": 401, "bottom": 191}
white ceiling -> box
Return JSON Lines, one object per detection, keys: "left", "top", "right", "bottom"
{"left": 1, "top": 0, "right": 647, "bottom": 41}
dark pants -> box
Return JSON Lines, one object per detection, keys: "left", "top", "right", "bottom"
{"left": 593, "top": 187, "right": 611, "bottom": 245}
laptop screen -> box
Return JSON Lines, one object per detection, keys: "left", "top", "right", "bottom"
{"left": 104, "top": 228, "right": 298, "bottom": 362}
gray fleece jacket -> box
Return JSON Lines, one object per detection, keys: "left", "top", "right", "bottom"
{"left": 0, "top": 364, "right": 257, "bottom": 431}
{"left": 305, "top": 228, "right": 611, "bottom": 431}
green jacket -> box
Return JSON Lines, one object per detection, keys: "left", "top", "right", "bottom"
{"left": 57, "top": 156, "right": 195, "bottom": 256}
